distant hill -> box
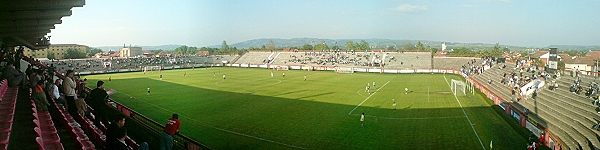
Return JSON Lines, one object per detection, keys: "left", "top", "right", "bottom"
{"left": 213, "top": 38, "right": 442, "bottom": 49}
{"left": 91, "top": 39, "right": 600, "bottom": 52}
{"left": 545, "top": 45, "right": 600, "bottom": 51}
{"left": 218, "top": 38, "right": 537, "bottom": 52}
{"left": 93, "top": 44, "right": 185, "bottom": 51}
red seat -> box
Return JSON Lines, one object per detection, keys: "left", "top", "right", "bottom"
{"left": 0, "top": 114, "right": 13, "bottom": 123}
{"left": 76, "top": 137, "right": 95, "bottom": 150}
{"left": 36, "top": 137, "right": 64, "bottom": 150}
{"left": 0, "top": 109, "right": 14, "bottom": 116}
{"left": 33, "top": 119, "right": 57, "bottom": 134}
{"left": 35, "top": 127, "right": 61, "bottom": 144}
{"left": 0, "top": 122, "right": 11, "bottom": 132}
{"left": 0, "top": 131, "right": 9, "bottom": 144}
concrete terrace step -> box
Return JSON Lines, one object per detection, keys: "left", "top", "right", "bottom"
{"left": 518, "top": 98, "right": 591, "bottom": 150}
{"left": 472, "top": 70, "right": 595, "bottom": 150}
{"left": 522, "top": 94, "right": 600, "bottom": 149}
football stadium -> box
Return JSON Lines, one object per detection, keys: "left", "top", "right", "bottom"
{"left": 3, "top": 1, "right": 599, "bottom": 150}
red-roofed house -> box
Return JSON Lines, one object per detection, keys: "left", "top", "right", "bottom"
{"left": 586, "top": 51, "right": 600, "bottom": 60}
{"left": 530, "top": 50, "right": 548, "bottom": 59}
{"left": 564, "top": 56, "right": 595, "bottom": 73}
{"left": 558, "top": 54, "right": 572, "bottom": 62}
{"left": 196, "top": 51, "right": 209, "bottom": 56}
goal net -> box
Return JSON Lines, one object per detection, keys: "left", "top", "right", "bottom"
{"left": 451, "top": 79, "right": 466, "bottom": 96}
{"left": 335, "top": 67, "right": 354, "bottom": 74}
{"left": 144, "top": 66, "right": 162, "bottom": 72}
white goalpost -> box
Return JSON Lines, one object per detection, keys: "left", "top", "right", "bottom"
{"left": 144, "top": 66, "right": 162, "bottom": 72}
{"left": 451, "top": 79, "right": 467, "bottom": 96}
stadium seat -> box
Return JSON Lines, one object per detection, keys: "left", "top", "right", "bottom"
{"left": 36, "top": 137, "right": 64, "bottom": 150}
{"left": 34, "top": 127, "right": 61, "bottom": 144}
{"left": 76, "top": 137, "right": 95, "bottom": 150}
{"left": 0, "top": 122, "right": 11, "bottom": 132}
{"left": 33, "top": 119, "right": 57, "bottom": 134}
{"left": 0, "top": 107, "right": 14, "bottom": 116}
{"left": 0, "top": 114, "right": 13, "bottom": 123}
{"left": 0, "top": 131, "right": 9, "bottom": 144}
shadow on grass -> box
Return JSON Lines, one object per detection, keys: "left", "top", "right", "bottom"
{"left": 88, "top": 76, "right": 533, "bottom": 150}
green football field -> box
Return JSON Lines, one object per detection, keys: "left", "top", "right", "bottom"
{"left": 83, "top": 67, "right": 526, "bottom": 150}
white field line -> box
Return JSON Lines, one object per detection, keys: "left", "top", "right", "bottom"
{"left": 116, "top": 91, "right": 308, "bottom": 150}
{"left": 356, "top": 89, "right": 368, "bottom": 98}
{"left": 348, "top": 81, "right": 391, "bottom": 115}
{"left": 443, "top": 75, "right": 487, "bottom": 150}
{"left": 349, "top": 114, "right": 467, "bottom": 120}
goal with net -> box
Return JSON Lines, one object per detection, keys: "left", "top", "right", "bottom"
{"left": 451, "top": 79, "right": 467, "bottom": 96}
{"left": 144, "top": 66, "right": 162, "bottom": 72}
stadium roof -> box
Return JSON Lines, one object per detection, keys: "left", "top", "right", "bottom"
{"left": 0, "top": 0, "right": 85, "bottom": 50}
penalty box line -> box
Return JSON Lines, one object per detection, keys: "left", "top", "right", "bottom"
{"left": 114, "top": 91, "right": 309, "bottom": 150}
{"left": 348, "top": 81, "right": 390, "bottom": 115}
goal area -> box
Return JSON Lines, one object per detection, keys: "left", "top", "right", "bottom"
{"left": 451, "top": 79, "right": 466, "bottom": 96}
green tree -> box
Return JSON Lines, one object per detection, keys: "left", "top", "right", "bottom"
{"left": 357, "top": 40, "right": 370, "bottom": 50}
{"left": 47, "top": 51, "right": 55, "bottom": 60}
{"left": 187, "top": 46, "right": 198, "bottom": 54}
{"left": 431, "top": 48, "right": 439, "bottom": 54}
{"left": 520, "top": 51, "right": 529, "bottom": 57}
{"left": 314, "top": 43, "right": 329, "bottom": 51}
{"left": 63, "top": 48, "right": 86, "bottom": 59}
{"left": 402, "top": 42, "right": 414, "bottom": 50}
{"left": 493, "top": 43, "right": 501, "bottom": 51}
{"left": 174, "top": 45, "right": 189, "bottom": 54}
{"left": 331, "top": 45, "right": 340, "bottom": 50}
{"left": 266, "top": 40, "right": 276, "bottom": 50}
{"left": 221, "top": 41, "right": 229, "bottom": 52}
{"left": 261, "top": 45, "right": 267, "bottom": 50}
{"left": 154, "top": 49, "right": 163, "bottom": 55}
{"left": 416, "top": 41, "right": 425, "bottom": 50}
{"left": 387, "top": 46, "right": 396, "bottom": 50}
{"left": 87, "top": 47, "right": 103, "bottom": 57}
{"left": 345, "top": 40, "right": 355, "bottom": 50}
{"left": 300, "top": 44, "right": 313, "bottom": 50}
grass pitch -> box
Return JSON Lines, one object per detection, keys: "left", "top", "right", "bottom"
{"left": 84, "top": 67, "right": 526, "bottom": 150}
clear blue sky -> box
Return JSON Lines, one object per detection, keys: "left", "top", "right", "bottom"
{"left": 50, "top": 0, "right": 600, "bottom": 47}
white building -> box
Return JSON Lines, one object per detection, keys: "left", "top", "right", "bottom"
{"left": 442, "top": 42, "right": 447, "bottom": 51}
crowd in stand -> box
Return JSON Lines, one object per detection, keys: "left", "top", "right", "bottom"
{"left": 283, "top": 51, "right": 372, "bottom": 66}
{"left": 38, "top": 55, "right": 217, "bottom": 74}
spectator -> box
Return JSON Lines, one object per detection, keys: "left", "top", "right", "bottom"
{"left": 63, "top": 70, "right": 78, "bottom": 116}
{"left": 106, "top": 114, "right": 127, "bottom": 148}
{"left": 1, "top": 61, "right": 28, "bottom": 87}
{"left": 88, "top": 80, "right": 110, "bottom": 128}
{"left": 75, "top": 92, "right": 88, "bottom": 117}
{"left": 32, "top": 80, "right": 50, "bottom": 111}
{"left": 160, "top": 114, "right": 180, "bottom": 150}
{"left": 106, "top": 128, "right": 130, "bottom": 150}
{"left": 50, "top": 79, "right": 65, "bottom": 105}
{"left": 106, "top": 114, "right": 150, "bottom": 150}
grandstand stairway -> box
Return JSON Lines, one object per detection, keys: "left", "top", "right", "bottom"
{"left": 8, "top": 88, "right": 79, "bottom": 149}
